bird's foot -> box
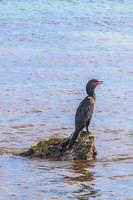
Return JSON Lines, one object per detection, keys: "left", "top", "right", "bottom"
{"left": 86, "top": 131, "right": 91, "bottom": 135}
{"left": 80, "top": 131, "right": 91, "bottom": 136}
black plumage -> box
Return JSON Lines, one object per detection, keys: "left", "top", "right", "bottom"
{"left": 66, "top": 79, "right": 102, "bottom": 149}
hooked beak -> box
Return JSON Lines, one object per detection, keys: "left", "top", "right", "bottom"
{"left": 96, "top": 81, "right": 103, "bottom": 86}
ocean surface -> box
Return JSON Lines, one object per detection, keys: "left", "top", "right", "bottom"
{"left": 0, "top": 0, "right": 133, "bottom": 199}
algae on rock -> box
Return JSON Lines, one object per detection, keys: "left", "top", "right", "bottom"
{"left": 19, "top": 132, "right": 97, "bottom": 161}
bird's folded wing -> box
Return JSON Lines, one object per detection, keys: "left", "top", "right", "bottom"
{"left": 75, "top": 96, "right": 92, "bottom": 131}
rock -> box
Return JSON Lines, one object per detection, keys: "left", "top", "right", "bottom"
{"left": 18, "top": 132, "right": 97, "bottom": 161}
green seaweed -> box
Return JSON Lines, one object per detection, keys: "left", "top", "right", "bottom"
{"left": 18, "top": 132, "right": 97, "bottom": 161}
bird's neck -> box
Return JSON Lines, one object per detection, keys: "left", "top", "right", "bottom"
{"left": 87, "top": 86, "right": 95, "bottom": 97}
{"left": 88, "top": 93, "right": 96, "bottom": 102}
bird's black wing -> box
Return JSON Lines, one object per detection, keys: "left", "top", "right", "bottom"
{"left": 64, "top": 96, "right": 94, "bottom": 149}
{"left": 75, "top": 96, "right": 93, "bottom": 131}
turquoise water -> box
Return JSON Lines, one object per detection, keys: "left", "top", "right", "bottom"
{"left": 0, "top": 0, "right": 133, "bottom": 199}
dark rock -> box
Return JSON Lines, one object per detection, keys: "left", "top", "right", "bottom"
{"left": 18, "top": 132, "right": 97, "bottom": 161}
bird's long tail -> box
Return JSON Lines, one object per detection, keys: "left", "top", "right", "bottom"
{"left": 63, "top": 130, "right": 80, "bottom": 149}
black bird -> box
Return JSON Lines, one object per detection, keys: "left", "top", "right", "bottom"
{"left": 66, "top": 79, "right": 103, "bottom": 149}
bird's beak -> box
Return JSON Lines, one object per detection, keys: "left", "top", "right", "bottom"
{"left": 96, "top": 81, "right": 103, "bottom": 85}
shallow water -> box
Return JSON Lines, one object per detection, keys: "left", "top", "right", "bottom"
{"left": 0, "top": 0, "right": 133, "bottom": 199}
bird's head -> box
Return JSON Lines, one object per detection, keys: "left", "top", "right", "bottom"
{"left": 86, "top": 79, "right": 103, "bottom": 96}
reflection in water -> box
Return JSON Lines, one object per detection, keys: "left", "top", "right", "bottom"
{"left": 70, "top": 161, "right": 94, "bottom": 182}
{"left": 67, "top": 161, "right": 101, "bottom": 199}
{"left": 0, "top": 155, "right": 133, "bottom": 200}
{"left": 0, "top": 156, "right": 101, "bottom": 200}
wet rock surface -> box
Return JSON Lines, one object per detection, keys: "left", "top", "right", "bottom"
{"left": 18, "top": 132, "right": 97, "bottom": 161}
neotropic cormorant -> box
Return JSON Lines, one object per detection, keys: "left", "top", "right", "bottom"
{"left": 66, "top": 79, "right": 103, "bottom": 149}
